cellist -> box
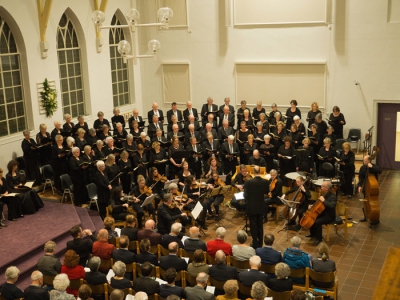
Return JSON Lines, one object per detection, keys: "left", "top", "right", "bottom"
{"left": 306, "top": 181, "right": 337, "bottom": 246}
{"left": 264, "top": 169, "right": 283, "bottom": 223}
{"left": 281, "top": 176, "right": 311, "bottom": 231}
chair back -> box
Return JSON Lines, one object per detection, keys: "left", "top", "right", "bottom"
{"left": 108, "top": 238, "right": 117, "bottom": 247}
{"left": 42, "top": 164, "right": 54, "bottom": 179}
{"left": 158, "top": 244, "right": 169, "bottom": 257}
{"left": 159, "top": 268, "right": 183, "bottom": 282}
{"left": 322, "top": 162, "right": 334, "bottom": 172}
{"left": 100, "top": 258, "right": 114, "bottom": 271}
{"left": 308, "top": 268, "right": 336, "bottom": 284}
{"left": 83, "top": 280, "right": 108, "bottom": 299}
{"left": 125, "top": 262, "right": 136, "bottom": 279}
{"left": 107, "top": 284, "right": 132, "bottom": 297}
{"left": 206, "top": 253, "right": 217, "bottom": 265}
{"left": 60, "top": 174, "right": 74, "bottom": 191}
{"left": 148, "top": 294, "right": 159, "bottom": 300}
{"left": 43, "top": 275, "right": 56, "bottom": 286}
{"left": 259, "top": 263, "right": 276, "bottom": 275}
{"left": 86, "top": 183, "right": 98, "bottom": 199}
{"left": 347, "top": 128, "right": 361, "bottom": 141}
{"left": 290, "top": 267, "right": 306, "bottom": 279}
{"left": 136, "top": 263, "right": 157, "bottom": 278}
{"left": 68, "top": 278, "right": 83, "bottom": 290}
{"left": 229, "top": 256, "right": 250, "bottom": 270}
{"left": 128, "top": 240, "right": 139, "bottom": 253}
{"left": 238, "top": 281, "right": 252, "bottom": 298}
{"left": 209, "top": 276, "right": 225, "bottom": 291}
{"left": 15, "top": 156, "right": 26, "bottom": 171}
{"left": 183, "top": 271, "right": 197, "bottom": 287}
{"left": 180, "top": 249, "right": 206, "bottom": 263}
{"left": 267, "top": 289, "right": 292, "bottom": 300}
{"left": 335, "top": 138, "right": 346, "bottom": 151}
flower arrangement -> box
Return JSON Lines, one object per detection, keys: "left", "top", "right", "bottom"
{"left": 40, "top": 78, "right": 58, "bottom": 117}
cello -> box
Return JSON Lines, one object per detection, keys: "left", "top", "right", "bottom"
{"left": 360, "top": 146, "right": 380, "bottom": 226}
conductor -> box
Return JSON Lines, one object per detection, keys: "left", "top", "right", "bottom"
{"left": 244, "top": 166, "right": 269, "bottom": 248}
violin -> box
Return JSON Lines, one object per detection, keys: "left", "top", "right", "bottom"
{"left": 268, "top": 178, "right": 277, "bottom": 198}
{"left": 172, "top": 191, "right": 188, "bottom": 203}
{"left": 243, "top": 173, "right": 254, "bottom": 182}
{"left": 153, "top": 174, "right": 168, "bottom": 183}
{"left": 214, "top": 178, "right": 226, "bottom": 187}
{"left": 139, "top": 186, "right": 152, "bottom": 197}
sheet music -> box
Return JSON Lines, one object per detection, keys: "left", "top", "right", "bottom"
{"left": 264, "top": 297, "right": 273, "bottom": 300}
{"left": 24, "top": 181, "right": 34, "bottom": 188}
{"left": 234, "top": 192, "right": 244, "bottom": 200}
{"left": 0, "top": 193, "right": 18, "bottom": 197}
{"left": 141, "top": 194, "right": 156, "bottom": 207}
{"left": 206, "top": 286, "right": 215, "bottom": 294}
{"left": 181, "top": 235, "right": 189, "bottom": 244}
{"left": 115, "top": 228, "right": 121, "bottom": 237}
{"left": 164, "top": 179, "right": 179, "bottom": 190}
{"left": 106, "top": 269, "right": 115, "bottom": 282}
{"left": 155, "top": 277, "right": 167, "bottom": 285}
{"left": 84, "top": 267, "right": 90, "bottom": 272}
{"left": 191, "top": 201, "right": 203, "bottom": 220}
{"left": 183, "top": 257, "right": 189, "bottom": 264}
{"left": 125, "top": 295, "right": 134, "bottom": 300}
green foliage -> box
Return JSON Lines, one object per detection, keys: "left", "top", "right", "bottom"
{"left": 40, "top": 78, "right": 58, "bottom": 117}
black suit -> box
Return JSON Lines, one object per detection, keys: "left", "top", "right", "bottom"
{"left": 219, "top": 104, "right": 235, "bottom": 115}
{"left": 209, "top": 264, "right": 238, "bottom": 295}
{"left": 183, "top": 108, "right": 199, "bottom": 121}
{"left": 218, "top": 113, "right": 235, "bottom": 127}
{"left": 221, "top": 142, "right": 240, "bottom": 182}
{"left": 167, "top": 109, "right": 183, "bottom": 124}
{"left": 161, "top": 234, "right": 184, "bottom": 249}
{"left": 184, "top": 238, "right": 207, "bottom": 252}
{"left": 202, "top": 129, "right": 218, "bottom": 141}
{"left": 186, "top": 143, "right": 203, "bottom": 179}
{"left": 132, "top": 277, "right": 160, "bottom": 295}
{"left": 238, "top": 269, "right": 269, "bottom": 286}
{"left": 24, "top": 285, "right": 50, "bottom": 300}
{"left": 184, "top": 131, "right": 202, "bottom": 146}
{"left": 120, "top": 227, "right": 138, "bottom": 242}
{"left": 136, "top": 252, "right": 158, "bottom": 266}
{"left": 248, "top": 156, "right": 267, "bottom": 167}
{"left": 244, "top": 176, "right": 269, "bottom": 248}
{"left": 201, "top": 104, "right": 219, "bottom": 123}
{"left": 148, "top": 122, "right": 164, "bottom": 138}
{"left": 128, "top": 116, "right": 144, "bottom": 131}
{"left": 85, "top": 271, "right": 108, "bottom": 285}
{"left": 66, "top": 236, "right": 97, "bottom": 266}
{"left": 217, "top": 126, "right": 235, "bottom": 142}
{"left": 159, "top": 255, "right": 188, "bottom": 272}
{"left": 184, "top": 121, "right": 201, "bottom": 133}
{"left": 148, "top": 110, "right": 164, "bottom": 123}
{"left": 112, "top": 249, "right": 136, "bottom": 264}
{"left": 160, "top": 284, "right": 185, "bottom": 299}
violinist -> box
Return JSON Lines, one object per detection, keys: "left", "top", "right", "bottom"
{"left": 181, "top": 175, "right": 207, "bottom": 229}
{"left": 145, "top": 167, "right": 166, "bottom": 209}
{"left": 157, "top": 193, "right": 188, "bottom": 235}
{"left": 130, "top": 175, "right": 155, "bottom": 228}
{"left": 307, "top": 181, "right": 337, "bottom": 246}
{"left": 230, "top": 164, "right": 252, "bottom": 211}
{"left": 259, "top": 134, "right": 276, "bottom": 172}
{"left": 264, "top": 169, "right": 283, "bottom": 222}
{"left": 186, "top": 137, "right": 203, "bottom": 179}
{"left": 204, "top": 171, "right": 225, "bottom": 220}
{"left": 110, "top": 186, "right": 134, "bottom": 221}
{"left": 281, "top": 176, "right": 311, "bottom": 231}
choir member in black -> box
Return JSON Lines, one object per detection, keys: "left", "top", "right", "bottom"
{"left": 285, "top": 100, "right": 301, "bottom": 131}
{"left": 269, "top": 103, "right": 281, "bottom": 122}
{"left": 204, "top": 171, "right": 225, "bottom": 220}
{"left": 97, "top": 124, "right": 112, "bottom": 141}
{"left": 207, "top": 113, "right": 218, "bottom": 129}
{"left": 114, "top": 122, "right": 128, "bottom": 149}
{"left": 236, "top": 100, "right": 251, "bottom": 127}
{"left": 93, "top": 111, "right": 110, "bottom": 133}
{"left": 339, "top": 142, "right": 355, "bottom": 199}
{"left": 51, "top": 121, "right": 64, "bottom": 141}
{"left": 272, "top": 121, "right": 286, "bottom": 150}
{"left": 93, "top": 160, "right": 112, "bottom": 219}
{"left": 219, "top": 97, "right": 235, "bottom": 115}
{"left": 130, "top": 120, "right": 142, "bottom": 138}
{"left": 103, "top": 136, "right": 120, "bottom": 160}
{"left": 111, "top": 107, "right": 126, "bottom": 130}
{"left": 167, "top": 115, "right": 183, "bottom": 133}
{"left": 315, "top": 113, "right": 327, "bottom": 145}
{"left": 86, "top": 128, "right": 98, "bottom": 146}
{"left": 243, "top": 135, "right": 258, "bottom": 165}
{"left": 200, "top": 97, "right": 219, "bottom": 124}
{"left": 137, "top": 132, "right": 151, "bottom": 153}
{"left": 252, "top": 101, "right": 265, "bottom": 125}
{"left": 236, "top": 121, "right": 251, "bottom": 162}
{"left": 184, "top": 114, "right": 201, "bottom": 133}
{"left": 69, "top": 147, "right": 88, "bottom": 206}
{"left": 289, "top": 123, "right": 302, "bottom": 149}
{"left": 105, "top": 154, "right": 120, "bottom": 188}
{"left": 110, "top": 186, "right": 134, "bottom": 221}
{"left": 0, "top": 167, "right": 22, "bottom": 221}
{"left": 239, "top": 109, "right": 253, "bottom": 131}
{"left": 357, "top": 155, "right": 382, "bottom": 195}
{"left": 205, "top": 156, "right": 223, "bottom": 178}
{"left": 295, "top": 138, "right": 314, "bottom": 174}
{"left": 153, "top": 128, "right": 168, "bottom": 143}
{"left": 157, "top": 192, "right": 188, "bottom": 235}
{"left": 264, "top": 169, "right": 283, "bottom": 220}
{"left": 186, "top": 137, "right": 203, "bottom": 179}
{"left": 52, "top": 134, "right": 68, "bottom": 193}
{"left": 181, "top": 175, "right": 207, "bottom": 229}
{"left": 167, "top": 102, "right": 183, "bottom": 124}
{"left": 259, "top": 135, "right": 276, "bottom": 172}
{"left": 75, "top": 128, "right": 87, "bottom": 151}
{"left": 148, "top": 115, "right": 164, "bottom": 139}
{"left": 168, "top": 136, "right": 185, "bottom": 180}
{"left": 148, "top": 102, "right": 165, "bottom": 123}
{"left": 317, "top": 138, "right": 336, "bottom": 178}
{"left": 293, "top": 115, "right": 306, "bottom": 137}
{"left": 308, "top": 123, "right": 320, "bottom": 166}
{"left": 328, "top": 106, "right": 346, "bottom": 139}
{"left": 202, "top": 123, "right": 218, "bottom": 141}
{"left": 149, "top": 141, "right": 167, "bottom": 176}
{"left": 230, "top": 164, "right": 252, "bottom": 211}
{"left": 219, "top": 106, "right": 235, "bottom": 128}
{"left": 65, "top": 136, "right": 75, "bottom": 162}
{"left": 21, "top": 130, "right": 41, "bottom": 186}
{"left": 221, "top": 135, "right": 239, "bottom": 184}
{"left": 93, "top": 140, "right": 106, "bottom": 162}
{"left": 185, "top": 124, "right": 202, "bottom": 147}
{"left": 133, "top": 143, "right": 148, "bottom": 181}
{"left": 218, "top": 119, "right": 235, "bottom": 142}
{"left": 123, "top": 134, "right": 137, "bottom": 158}
{"left": 63, "top": 113, "right": 74, "bottom": 133}
{"left": 118, "top": 150, "right": 133, "bottom": 194}
{"left": 258, "top": 113, "right": 270, "bottom": 133}
{"left": 74, "top": 115, "right": 89, "bottom": 135}
{"left": 270, "top": 112, "right": 285, "bottom": 128}
{"left": 178, "top": 161, "right": 194, "bottom": 189}
{"left": 145, "top": 167, "right": 165, "bottom": 210}
{"left": 248, "top": 149, "right": 267, "bottom": 167}
{"left": 36, "top": 123, "right": 52, "bottom": 165}
{"left": 277, "top": 137, "right": 295, "bottom": 182}
{"left": 253, "top": 122, "right": 268, "bottom": 141}
{"left": 307, "top": 102, "right": 321, "bottom": 129}
{"left": 128, "top": 108, "right": 143, "bottom": 132}
{"left": 202, "top": 132, "right": 220, "bottom": 170}
{"left": 130, "top": 175, "right": 155, "bottom": 228}
{"left": 82, "top": 145, "right": 94, "bottom": 184}
{"left": 323, "top": 126, "right": 337, "bottom": 148}
{"left": 167, "top": 124, "right": 182, "bottom": 142}
{"left": 281, "top": 176, "right": 311, "bottom": 231}
{"left": 183, "top": 101, "right": 199, "bottom": 122}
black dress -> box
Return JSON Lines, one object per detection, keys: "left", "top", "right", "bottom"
{"left": 306, "top": 110, "right": 321, "bottom": 128}
{"left": 278, "top": 145, "right": 295, "bottom": 182}
{"left": 21, "top": 138, "right": 41, "bottom": 185}
{"left": 81, "top": 153, "right": 95, "bottom": 186}
{"left": 339, "top": 150, "right": 355, "bottom": 196}
{"left": 318, "top": 146, "right": 337, "bottom": 178}
{"left": 106, "top": 164, "right": 120, "bottom": 188}
{"left": 149, "top": 149, "right": 167, "bottom": 175}
{"left": 36, "top": 131, "right": 52, "bottom": 165}
{"left": 63, "top": 122, "right": 74, "bottom": 133}
{"left": 94, "top": 170, "right": 111, "bottom": 219}
{"left": 328, "top": 113, "right": 346, "bottom": 139}
{"left": 289, "top": 131, "right": 302, "bottom": 149}
{"left": 75, "top": 137, "right": 87, "bottom": 151}
{"left": 0, "top": 177, "right": 23, "bottom": 220}
{"left": 133, "top": 152, "right": 148, "bottom": 181}
{"left": 295, "top": 146, "right": 314, "bottom": 173}
{"left": 69, "top": 156, "right": 86, "bottom": 206}
{"left": 118, "top": 159, "right": 133, "bottom": 194}
{"left": 285, "top": 107, "right": 301, "bottom": 130}
{"left": 252, "top": 107, "right": 266, "bottom": 124}
{"left": 259, "top": 143, "right": 275, "bottom": 172}
{"left": 51, "top": 144, "right": 68, "bottom": 192}
{"left": 242, "top": 142, "right": 257, "bottom": 165}
{"left": 168, "top": 144, "right": 185, "bottom": 180}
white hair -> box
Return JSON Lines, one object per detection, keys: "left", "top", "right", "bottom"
{"left": 216, "top": 227, "right": 226, "bottom": 238}
{"left": 228, "top": 135, "right": 234, "bottom": 141}
{"left": 53, "top": 274, "right": 70, "bottom": 291}
{"left": 96, "top": 160, "right": 105, "bottom": 169}
{"left": 5, "top": 266, "right": 20, "bottom": 280}
{"left": 249, "top": 255, "right": 261, "bottom": 267}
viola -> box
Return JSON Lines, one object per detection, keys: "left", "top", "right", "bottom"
{"left": 268, "top": 178, "right": 277, "bottom": 198}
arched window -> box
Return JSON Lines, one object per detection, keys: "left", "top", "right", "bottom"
{"left": 109, "top": 14, "right": 130, "bottom": 107}
{"left": 0, "top": 16, "right": 26, "bottom": 137}
{"left": 57, "top": 13, "right": 85, "bottom": 118}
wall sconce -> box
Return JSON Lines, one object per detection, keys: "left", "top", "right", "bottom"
{"left": 117, "top": 39, "right": 161, "bottom": 64}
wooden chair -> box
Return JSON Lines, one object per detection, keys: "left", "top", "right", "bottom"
{"left": 238, "top": 281, "right": 252, "bottom": 299}
{"left": 289, "top": 268, "right": 308, "bottom": 291}
{"left": 229, "top": 256, "right": 250, "bottom": 271}
{"left": 150, "top": 244, "right": 159, "bottom": 256}
{"left": 209, "top": 276, "right": 226, "bottom": 292}
{"left": 68, "top": 278, "right": 84, "bottom": 290}
{"left": 324, "top": 202, "right": 348, "bottom": 242}
{"left": 83, "top": 280, "right": 109, "bottom": 300}
{"left": 100, "top": 258, "right": 114, "bottom": 272}
{"left": 107, "top": 285, "right": 133, "bottom": 297}
{"left": 128, "top": 240, "right": 139, "bottom": 253}
{"left": 231, "top": 165, "right": 241, "bottom": 181}
{"left": 259, "top": 263, "right": 276, "bottom": 275}
{"left": 148, "top": 293, "right": 159, "bottom": 300}
{"left": 307, "top": 269, "right": 338, "bottom": 300}
{"left": 183, "top": 271, "right": 197, "bottom": 287}
{"left": 158, "top": 244, "right": 169, "bottom": 259}
{"left": 43, "top": 275, "right": 56, "bottom": 286}
{"left": 106, "top": 205, "right": 126, "bottom": 228}
{"left": 267, "top": 185, "right": 290, "bottom": 223}
{"left": 125, "top": 262, "right": 136, "bottom": 280}
{"left": 267, "top": 289, "right": 292, "bottom": 300}
{"left": 206, "top": 252, "right": 217, "bottom": 265}
{"left": 135, "top": 263, "right": 158, "bottom": 278}
{"left": 108, "top": 237, "right": 117, "bottom": 247}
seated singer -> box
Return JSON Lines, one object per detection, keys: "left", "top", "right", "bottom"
{"left": 157, "top": 193, "right": 189, "bottom": 235}
{"left": 264, "top": 169, "right": 283, "bottom": 222}
{"left": 230, "top": 164, "right": 252, "bottom": 211}
{"left": 204, "top": 171, "right": 225, "bottom": 220}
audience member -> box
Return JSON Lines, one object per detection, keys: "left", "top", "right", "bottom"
{"left": 291, "top": 289, "right": 306, "bottom": 300}
{"left": 207, "top": 227, "right": 232, "bottom": 257}
{"left": 216, "top": 279, "right": 239, "bottom": 300}
{"left": 66, "top": 225, "right": 96, "bottom": 266}
{"left": 209, "top": 250, "right": 237, "bottom": 296}
{"left": 184, "top": 226, "right": 207, "bottom": 252}
{"left": 161, "top": 222, "right": 184, "bottom": 249}
{"left": 23, "top": 270, "right": 49, "bottom": 300}
{"left": 238, "top": 256, "right": 268, "bottom": 286}
{"left": 92, "top": 229, "right": 116, "bottom": 261}
{"left": 109, "top": 289, "right": 124, "bottom": 300}
{"left": 132, "top": 262, "right": 160, "bottom": 296}
{"left": 185, "top": 272, "right": 215, "bottom": 300}
{"left": 135, "top": 292, "right": 149, "bottom": 300}
{"left": 136, "top": 239, "right": 158, "bottom": 266}
{"left": 311, "top": 242, "right": 337, "bottom": 288}
{"left": 160, "top": 242, "right": 188, "bottom": 272}
{"left": 266, "top": 262, "right": 293, "bottom": 292}
{"left": 120, "top": 214, "right": 138, "bottom": 241}
{"left": 78, "top": 284, "right": 93, "bottom": 300}
{"left": 187, "top": 249, "right": 209, "bottom": 276}
{"left": 50, "top": 273, "right": 75, "bottom": 300}
{"left": 112, "top": 235, "right": 136, "bottom": 279}
{"left": 166, "top": 295, "right": 180, "bottom": 300}
{"left": 283, "top": 236, "right": 311, "bottom": 284}
{"left": 137, "top": 219, "right": 162, "bottom": 245}
{"left": 232, "top": 230, "right": 255, "bottom": 262}
{"left": 84, "top": 256, "right": 107, "bottom": 300}
{"left": 0, "top": 266, "right": 24, "bottom": 300}
{"left": 255, "top": 233, "right": 282, "bottom": 266}
{"left": 103, "top": 217, "right": 118, "bottom": 240}
{"left": 37, "top": 240, "right": 62, "bottom": 276}
{"left": 61, "top": 250, "right": 85, "bottom": 297}
{"left": 249, "top": 281, "right": 268, "bottom": 300}
{"left": 109, "top": 261, "right": 133, "bottom": 289}
{"left": 159, "top": 268, "right": 185, "bottom": 298}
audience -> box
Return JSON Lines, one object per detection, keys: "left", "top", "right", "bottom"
{"left": 78, "top": 284, "right": 93, "bottom": 300}
{"left": 238, "top": 256, "right": 268, "bottom": 286}
{"left": 37, "top": 240, "right": 62, "bottom": 276}
{"left": 166, "top": 295, "right": 180, "bottom": 300}
{"left": 249, "top": 281, "right": 268, "bottom": 300}
{"left": 209, "top": 250, "right": 237, "bottom": 296}
{"left": 109, "top": 289, "right": 124, "bottom": 300}
{"left": 110, "top": 261, "right": 133, "bottom": 289}
{"left": 161, "top": 223, "right": 184, "bottom": 249}
{"left": 185, "top": 272, "right": 215, "bottom": 300}
{"left": 84, "top": 256, "right": 107, "bottom": 300}
{"left": 184, "top": 226, "right": 207, "bottom": 252}
{"left": 112, "top": 235, "right": 136, "bottom": 279}
{"left": 103, "top": 217, "right": 119, "bottom": 240}
{"left": 23, "top": 270, "right": 49, "bottom": 300}
{"left": 0, "top": 266, "right": 24, "bottom": 300}
{"left": 61, "top": 250, "right": 85, "bottom": 297}
{"left": 50, "top": 273, "right": 75, "bottom": 300}
{"left": 120, "top": 214, "right": 138, "bottom": 241}
{"left": 159, "top": 267, "right": 185, "bottom": 298}
{"left": 92, "top": 229, "right": 116, "bottom": 261}
{"left": 311, "top": 242, "right": 337, "bottom": 288}
{"left": 132, "top": 262, "right": 160, "bottom": 296}
{"left": 283, "top": 236, "right": 311, "bottom": 284}
{"left": 187, "top": 249, "right": 209, "bottom": 276}
{"left": 255, "top": 233, "right": 282, "bottom": 266}
{"left": 291, "top": 289, "right": 306, "bottom": 300}
{"left": 216, "top": 279, "right": 239, "bottom": 300}
{"left": 207, "top": 227, "right": 232, "bottom": 257}
{"left": 136, "top": 238, "right": 158, "bottom": 266}
{"left": 66, "top": 225, "right": 96, "bottom": 266}
{"left": 160, "top": 242, "right": 188, "bottom": 272}
{"left": 135, "top": 292, "right": 149, "bottom": 300}
{"left": 232, "top": 230, "right": 255, "bottom": 272}
{"left": 266, "top": 262, "right": 293, "bottom": 292}
{"left": 137, "top": 219, "right": 162, "bottom": 245}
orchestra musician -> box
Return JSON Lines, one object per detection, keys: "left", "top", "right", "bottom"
{"left": 295, "top": 138, "right": 314, "bottom": 174}
{"left": 148, "top": 102, "right": 164, "bottom": 123}
{"left": 218, "top": 106, "right": 235, "bottom": 128}
{"left": 157, "top": 192, "right": 189, "bottom": 235}
{"left": 328, "top": 106, "right": 346, "bottom": 139}
{"left": 145, "top": 167, "right": 166, "bottom": 210}
{"left": 285, "top": 100, "right": 301, "bottom": 131}
{"left": 230, "top": 164, "right": 252, "bottom": 211}
{"left": 306, "top": 102, "right": 321, "bottom": 129}
{"left": 130, "top": 175, "right": 155, "bottom": 228}
{"left": 167, "top": 102, "right": 183, "bottom": 124}
{"left": 307, "top": 181, "right": 337, "bottom": 246}
{"left": 248, "top": 149, "right": 266, "bottom": 168}
{"left": 317, "top": 138, "right": 336, "bottom": 178}
{"left": 221, "top": 135, "right": 239, "bottom": 184}
{"left": 111, "top": 107, "right": 126, "bottom": 129}
{"left": 128, "top": 108, "right": 143, "bottom": 132}
{"left": 201, "top": 97, "right": 218, "bottom": 124}
{"left": 259, "top": 135, "right": 276, "bottom": 172}
{"left": 110, "top": 186, "right": 134, "bottom": 221}
{"left": 357, "top": 155, "right": 382, "bottom": 196}
{"left": 264, "top": 169, "right": 283, "bottom": 222}
{"left": 93, "top": 111, "right": 111, "bottom": 132}
{"left": 169, "top": 136, "right": 185, "bottom": 180}
{"left": 186, "top": 137, "right": 203, "bottom": 179}
{"left": 181, "top": 175, "right": 207, "bottom": 229}
{"left": 63, "top": 113, "right": 74, "bottom": 133}
{"left": 243, "top": 135, "right": 258, "bottom": 165}
{"left": 338, "top": 142, "right": 355, "bottom": 199}
{"left": 178, "top": 161, "right": 193, "bottom": 189}
{"left": 183, "top": 101, "right": 199, "bottom": 122}
{"left": 205, "top": 156, "right": 223, "bottom": 178}
{"left": 204, "top": 171, "right": 225, "bottom": 220}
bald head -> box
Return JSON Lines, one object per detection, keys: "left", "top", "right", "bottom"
{"left": 253, "top": 166, "right": 260, "bottom": 175}
{"left": 98, "top": 229, "right": 108, "bottom": 240}
{"left": 189, "top": 226, "right": 200, "bottom": 238}
{"left": 253, "top": 150, "right": 260, "bottom": 158}
{"left": 31, "top": 270, "right": 43, "bottom": 282}
{"left": 145, "top": 220, "right": 155, "bottom": 230}
{"left": 215, "top": 250, "right": 226, "bottom": 264}
{"left": 168, "top": 242, "right": 179, "bottom": 254}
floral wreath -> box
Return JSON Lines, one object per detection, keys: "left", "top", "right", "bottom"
{"left": 40, "top": 78, "right": 58, "bottom": 117}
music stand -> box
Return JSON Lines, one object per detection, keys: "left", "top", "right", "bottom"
{"left": 277, "top": 197, "right": 300, "bottom": 241}
{"left": 208, "top": 186, "right": 231, "bottom": 227}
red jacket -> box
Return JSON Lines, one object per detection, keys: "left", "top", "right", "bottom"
{"left": 92, "top": 240, "right": 115, "bottom": 260}
{"left": 206, "top": 239, "right": 232, "bottom": 257}
{"left": 61, "top": 265, "right": 85, "bottom": 296}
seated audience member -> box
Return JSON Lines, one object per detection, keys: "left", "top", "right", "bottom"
{"left": 207, "top": 227, "right": 232, "bottom": 257}
{"left": 78, "top": 284, "right": 93, "bottom": 300}
{"left": 249, "top": 281, "right": 268, "bottom": 300}
{"left": 216, "top": 279, "right": 239, "bottom": 300}
{"left": 291, "top": 289, "right": 306, "bottom": 300}
{"left": 137, "top": 219, "right": 162, "bottom": 246}
{"left": 255, "top": 233, "right": 282, "bottom": 266}
{"left": 37, "top": 240, "right": 62, "bottom": 276}
{"left": 311, "top": 242, "right": 337, "bottom": 288}
{"left": 66, "top": 225, "right": 97, "bottom": 266}
{"left": 136, "top": 239, "right": 158, "bottom": 266}
{"left": 166, "top": 295, "right": 180, "bottom": 300}
{"left": 0, "top": 266, "right": 24, "bottom": 300}
{"left": 24, "top": 270, "right": 49, "bottom": 300}
{"left": 110, "top": 261, "right": 133, "bottom": 290}
{"left": 84, "top": 256, "right": 108, "bottom": 286}
{"left": 112, "top": 235, "right": 136, "bottom": 279}
{"left": 120, "top": 214, "right": 138, "bottom": 241}
{"left": 50, "top": 273, "right": 75, "bottom": 300}
{"left": 92, "top": 229, "right": 116, "bottom": 261}
{"left": 238, "top": 256, "right": 268, "bottom": 286}
{"left": 132, "top": 262, "right": 160, "bottom": 296}
{"left": 184, "top": 272, "right": 215, "bottom": 300}
{"left": 187, "top": 249, "right": 209, "bottom": 276}
{"left": 267, "top": 262, "right": 293, "bottom": 292}
{"left": 159, "top": 268, "right": 185, "bottom": 299}
{"left": 61, "top": 250, "right": 85, "bottom": 297}
{"left": 135, "top": 292, "right": 149, "bottom": 300}
{"left": 184, "top": 226, "right": 207, "bottom": 252}
{"left": 103, "top": 217, "right": 119, "bottom": 240}
{"left": 232, "top": 230, "right": 255, "bottom": 262}
{"left": 209, "top": 250, "right": 237, "bottom": 296}
{"left": 160, "top": 242, "right": 188, "bottom": 272}
{"left": 161, "top": 222, "right": 184, "bottom": 249}
{"left": 109, "top": 289, "right": 124, "bottom": 300}
{"left": 283, "top": 236, "right": 311, "bottom": 284}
